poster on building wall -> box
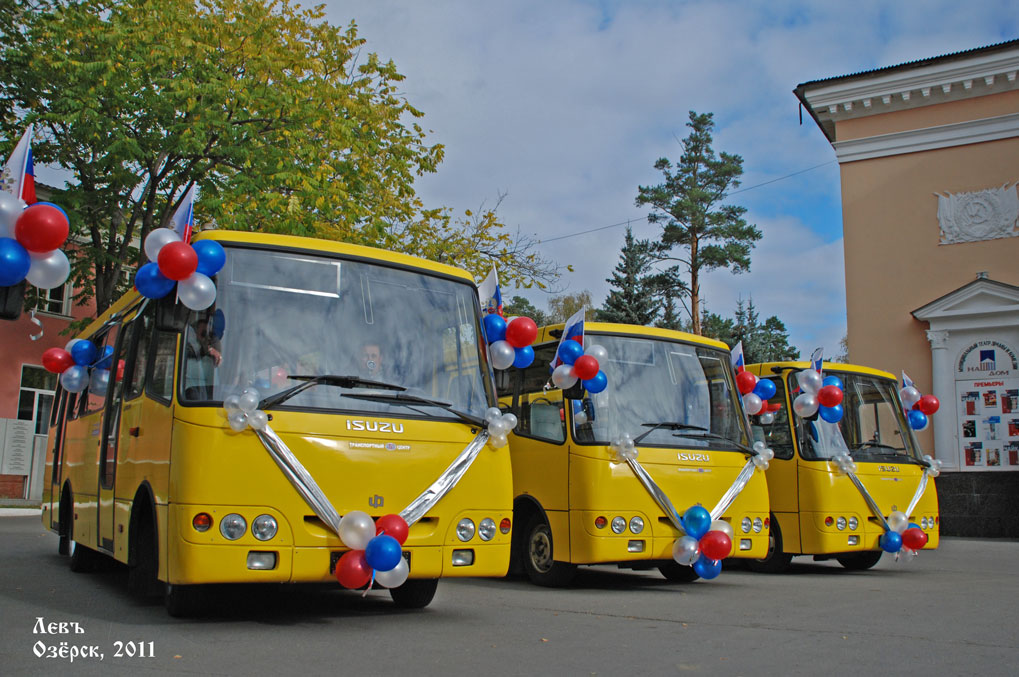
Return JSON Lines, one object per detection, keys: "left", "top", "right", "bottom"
{"left": 955, "top": 339, "right": 1019, "bottom": 470}
{"left": 0, "top": 418, "right": 35, "bottom": 475}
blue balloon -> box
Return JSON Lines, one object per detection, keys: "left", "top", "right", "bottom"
{"left": 512, "top": 345, "right": 535, "bottom": 369}
{"left": 682, "top": 505, "right": 712, "bottom": 540}
{"left": 822, "top": 375, "right": 844, "bottom": 390}
{"left": 0, "top": 237, "right": 31, "bottom": 286}
{"left": 557, "top": 339, "right": 584, "bottom": 366}
{"left": 364, "top": 534, "right": 403, "bottom": 572}
{"left": 908, "top": 409, "right": 928, "bottom": 430}
{"left": 211, "top": 309, "right": 226, "bottom": 339}
{"left": 819, "top": 404, "right": 844, "bottom": 423}
{"left": 193, "top": 239, "right": 226, "bottom": 277}
{"left": 71, "top": 340, "right": 98, "bottom": 367}
{"left": 482, "top": 314, "right": 506, "bottom": 343}
{"left": 908, "top": 522, "right": 921, "bottom": 530}
{"left": 135, "top": 262, "right": 176, "bottom": 299}
{"left": 692, "top": 555, "right": 722, "bottom": 580}
{"left": 582, "top": 370, "right": 608, "bottom": 394}
{"left": 880, "top": 530, "right": 902, "bottom": 553}
{"left": 95, "top": 345, "right": 115, "bottom": 370}
{"left": 752, "top": 379, "right": 776, "bottom": 400}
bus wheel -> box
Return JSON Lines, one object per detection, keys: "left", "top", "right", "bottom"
{"left": 68, "top": 538, "right": 98, "bottom": 573}
{"left": 522, "top": 514, "right": 576, "bottom": 587}
{"left": 165, "top": 583, "right": 204, "bottom": 618}
{"left": 389, "top": 579, "right": 438, "bottom": 609}
{"left": 128, "top": 518, "right": 161, "bottom": 598}
{"left": 747, "top": 517, "right": 792, "bottom": 574}
{"left": 836, "top": 551, "right": 883, "bottom": 570}
{"left": 57, "top": 494, "right": 71, "bottom": 556}
{"left": 657, "top": 560, "right": 700, "bottom": 582}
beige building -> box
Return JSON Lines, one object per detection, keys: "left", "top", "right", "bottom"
{"left": 795, "top": 39, "right": 1019, "bottom": 536}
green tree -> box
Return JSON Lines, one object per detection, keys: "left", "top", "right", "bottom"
{"left": 636, "top": 111, "right": 761, "bottom": 335}
{"left": 703, "top": 297, "right": 798, "bottom": 363}
{"left": 547, "top": 290, "right": 594, "bottom": 324}
{"left": 597, "top": 226, "right": 657, "bottom": 325}
{"left": 503, "top": 295, "right": 549, "bottom": 326}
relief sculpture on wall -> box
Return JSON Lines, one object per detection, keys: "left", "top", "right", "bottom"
{"left": 936, "top": 182, "right": 1019, "bottom": 245}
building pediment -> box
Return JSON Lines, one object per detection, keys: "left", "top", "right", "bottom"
{"left": 913, "top": 276, "right": 1019, "bottom": 323}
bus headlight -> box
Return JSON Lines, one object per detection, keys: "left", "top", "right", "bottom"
{"left": 456, "top": 518, "right": 476, "bottom": 542}
{"left": 629, "top": 516, "right": 644, "bottom": 534}
{"left": 921, "top": 517, "right": 928, "bottom": 529}
{"left": 836, "top": 517, "right": 847, "bottom": 531}
{"left": 611, "top": 517, "right": 626, "bottom": 534}
{"left": 252, "top": 514, "right": 278, "bottom": 541}
{"left": 478, "top": 518, "right": 496, "bottom": 542}
{"left": 220, "top": 513, "right": 247, "bottom": 541}
{"left": 741, "top": 517, "right": 752, "bottom": 533}
{"left": 848, "top": 516, "right": 859, "bottom": 530}
{"left": 752, "top": 518, "right": 763, "bottom": 533}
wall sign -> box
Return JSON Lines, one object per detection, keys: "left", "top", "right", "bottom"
{"left": 955, "top": 340, "right": 1019, "bottom": 469}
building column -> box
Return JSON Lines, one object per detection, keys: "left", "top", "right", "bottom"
{"left": 926, "top": 329, "right": 956, "bottom": 469}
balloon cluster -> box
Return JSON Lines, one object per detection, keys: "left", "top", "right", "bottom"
{"left": 223, "top": 387, "right": 269, "bottom": 432}
{"left": 483, "top": 314, "right": 537, "bottom": 370}
{"left": 609, "top": 434, "right": 637, "bottom": 462}
{"left": 0, "top": 193, "right": 71, "bottom": 290}
{"left": 829, "top": 451, "right": 858, "bottom": 476}
{"left": 735, "top": 370, "right": 780, "bottom": 421}
{"left": 41, "top": 338, "right": 116, "bottom": 394}
{"left": 922, "top": 453, "right": 943, "bottom": 477}
{"left": 485, "top": 407, "right": 518, "bottom": 448}
{"left": 671, "top": 505, "right": 732, "bottom": 580}
{"left": 878, "top": 510, "right": 929, "bottom": 559}
{"left": 334, "top": 511, "right": 410, "bottom": 590}
{"left": 900, "top": 385, "right": 940, "bottom": 431}
{"left": 135, "top": 228, "right": 225, "bottom": 310}
{"left": 751, "top": 441, "right": 775, "bottom": 471}
{"left": 551, "top": 341, "right": 608, "bottom": 394}
{"left": 792, "top": 371, "right": 845, "bottom": 423}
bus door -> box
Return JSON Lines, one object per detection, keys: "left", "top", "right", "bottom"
{"left": 96, "top": 321, "right": 128, "bottom": 552}
{"left": 46, "top": 388, "right": 70, "bottom": 531}
{"left": 753, "top": 373, "right": 801, "bottom": 549}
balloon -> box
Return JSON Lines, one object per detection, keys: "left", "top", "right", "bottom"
{"left": 246, "top": 410, "right": 268, "bottom": 430}
{"left": 192, "top": 239, "right": 226, "bottom": 277}
{"left": 886, "top": 510, "right": 908, "bottom": 534}
{"left": 709, "top": 519, "right": 734, "bottom": 541}
{"left": 26, "top": 248, "right": 70, "bottom": 289}
{"left": 918, "top": 394, "right": 940, "bottom": 416}
{"left": 512, "top": 345, "right": 535, "bottom": 369}
{"left": 582, "top": 370, "right": 608, "bottom": 394}
{"left": 338, "top": 510, "right": 376, "bottom": 551}
{"left": 556, "top": 339, "right": 584, "bottom": 366}
{"left": 485, "top": 407, "right": 503, "bottom": 424}
{"left": 70, "top": 340, "right": 98, "bottom": 366}
{"left": 900, "top": 386, "right": 922, "bottom": 409}
{"left": 59, "top": 365, "right": 89, "bottom": 393}
{"left": 144, "top": 227, "right": 180, "bottom": 262}
{"left": 42, "top": 348, "right": 74, "bottom": 374}
{"left": 672, "top": 535, "right": 700, "bottom": 566}
{"left": 482, "top": 313, "right": 506, "bottom": 343}
{"left": 89, "top": 368, "right": 110, "bottom": 397}
{"left": 375, "top": 514, "right": 409, "bottom": 545}
{"left": 901, "top": 527, "right": 928, "bottom": 550}
{"left": 134, "top": 262, "right": 176, "bottom": 299}
{"left": 502, "top": 412, "right": 518, "bottom": 430}
{"left": 489, "top": 339, "right": 516, "bottom": 370}
{"left": 489, "top": 418, "right": 511, "bottom": 437}
{"left": 489, "top": 433, "right": 508, "bottom": 448}
{"left": 792, "top": 392, "right": 819, "bottom": 418}
{"left": 752, "top": 378, "right": 776, "bottom": 400}
{"left": 237, "top": 388, "right": 260, "bottom": 413}
{"left": 364, "top": 534, "right": 403, "bottom": 572}
{"left": 584, "top": 344, "right": 608, "bottom": 363}
{"left": 735, "top": 370, "right": 758, "bottom": 395}
{"left": 816, "top": 385, "right": 843, "bottom": 408}
{"left": 177, "top": 272, "right": 217, "bottom": 310}
{"left": 699, "top": 530, "right": 732, "bottom": 560}
{"left": 227, "top": 411, "right": 248, "bottom": 432}
{"left": 819, "top": 404, "right": 844, "bottom": 423}
{"left": 95, "top": 344, "right": 114, "bottom": 370}
{"left": 0, "top": 191, "right": 26, "bottom": 238}
{"left": 14, "top": 204, "right": 69, "bottom": 253}
{"left": 374, "top": 557, "right": 410, "bottom": 588}
{"left": 551, "top": 364, "right": 578, "bottom": 389}
{"left": 505, "top": 316, "right": 538, "bottom": 348}
{"left": 692, "top": 555, "right": 722, "bottom": 580}
{"left": 334, "top": 549, "right": 372, "bottom": 589}
{"left": 157, "top": 241, "right": 199, "bottom": 281}
{"left": 572, "top": 354, "right": 599, "bottom": 380}
{"left": 796, "top": 369, "right": 823, "bottom": 394}
{"left": 759, "top": 412, "right": 775, "bottom": 425}
{"left": 879, "top": 531, "right": 902, "bottom": 553}
{"left": 908, "top": 409, "right": 928, "bottom": 431}
{"left": 0, "top": 237, "right": 30, "bottom": 286}
{"left": 742, "top": 393, "right": 763, "bottom": 415}
{"left": 822, "top": 375, "right": 844, "bottom": 389}
{"left": 682, "top": 505, "right": 712, "bottom": 540}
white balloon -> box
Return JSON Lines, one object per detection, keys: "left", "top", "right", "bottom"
{"left": 60, "top": 365, "right": 89, "bottom": 393}
{"left": 247, "top": 410, "right": 268, "bottom": 431}
{"left": 374, "top": 557, "right": 410, "bottom": 588}
{"left": 224, "top": 394, "right": 242, "bottom": 415}
{"left": 887, "top": 510, "right": 909, "bottom": 534}
{"left": 743, "top": 393, "right": 763, "bottom": 415}
{"left": 900, "top": 386, "right": 922, "bottom": 408}
{"left": 584, "top": 344, "right": 608, "bottom": 363}
{"left": 753, "top": 440, "right": 767, "bottom": 453}
{"left": 489, "top": 433, "right": 508, "bottom": 448}
{"left": 338, "top": 511, "right": 376, "bottom": 550}
{"left": 238, "top": 388, "right": 260, "bottom": 413}
{"left": 227, "top": 411, "right": 249, "bottom": 432}
{"left": 89, "top": 368, "right": 110, "bottom": 397}
{"left": 485, "top": 407, "right": 503, "bottom": 424}
{"left": 144, "top": 227, "right": 180, "bottom": 261}
{"left": 177, "top": 272, "right": 217, "bottom": 310}
{"left": 26, "top": 249, "right": 70, "bottom": 289}
{"left": 489, "top": 339, "right": 516, "bottom": 370}
{"left": 797, "top": 369, "right": 823, "bottom": 394}
{"left": 551, "top": 364, "right": 578, "bottom": 389}
{"left": 488, "top": 419, "right": 510, "bottom": 437}
{"left": 672, "top": 535, "right": 700, "bottom": 566}
{"left": 793, "top": 392, "right": 819, "bottom": 418}
{"left": 0, "top": 191, "right": 26, "bottom": 239}
{"left": 759, "top": 412, "right": 775, "bottom": 425}
{"left": 574, "top": 410, "right": 588, "bottom": 425}
{"left": 709, "top": 519, "right": 734, "bottom": 540}
{"left": 502, "top": 412, "right": 518, "bottom": 430}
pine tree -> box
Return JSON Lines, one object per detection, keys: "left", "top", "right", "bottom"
{"left": 598, "top": 226, "right": 657, "bottom": 325}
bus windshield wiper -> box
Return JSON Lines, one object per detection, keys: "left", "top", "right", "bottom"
{"left": 854, "top": 441, "right": 906, "bottom": 452}
{"left": 673, "top": 430, "right": 756, "bottom": 455}
{"left": 635, "top": 422, "right": 706, "bottom": 444}
{"left": 341, "top": 391, "right": 486, "bottom": 428}
{"left": 259, "top": 374, "right": 405, "bottom": 410}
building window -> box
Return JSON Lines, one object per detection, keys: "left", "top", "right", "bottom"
{"left": 18, "top": 365, "right": 57, "bottom": 435}
{"left": 34, "top": 283, "right": 71, "bottom": 316}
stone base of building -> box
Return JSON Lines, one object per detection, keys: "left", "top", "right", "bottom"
{"left": 0, "top": 474, "right": 26, "bottom": 499}
{"left": 936, "top": 471, "right": 1019, "bottom": 538}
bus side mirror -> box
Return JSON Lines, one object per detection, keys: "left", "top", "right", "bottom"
{"left": 562, "top": 381, "right": 585, "bottom": 401}
{"left": 0, "top": 281, "right": 26, "bottom": 321}
{"left": 155, "top": 294, "right": 189, "bottom": 332}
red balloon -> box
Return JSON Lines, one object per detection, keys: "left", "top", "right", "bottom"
{"left": 505, "top": 316, "right": 538, "bottom": 348}
{"left": 375, "top": 513, "right": 409, "bottom": 545}
{"left": 901, "top": 527, "right": 929, "bottom": 550}
{"left": 334, "top": 550, "right": 372, "bottom": 589}
{"left": 918, "top": 395, "right": 940, "bottom": 416}
{"left": 817, "top": 385, "right": 844, "bottom": 408}
{"left": 572, "top": 354, "right": 600, "bottom": 380}
{"left": 41, "top": 347, "right": 74, "bottom": 374}
{"left": 14, "top": 204, "right": 69, "bottom": 253}
{"left": 699, "top": 530, "right": 732, "bottom": 561}
{"left": 157, "top": 241, "right": 199, "bottom": 281}
{"left": 736, "top": 370, "right": 758, "bottom": 395}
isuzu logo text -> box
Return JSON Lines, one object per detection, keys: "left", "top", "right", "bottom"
{"left": 678, "top": 453, "right": 710, "bottom": 463}
{"left": 878, "top": 465, "right": 900, "bottom": 472}
{"left": 346, "top": 420, "right": 405, "bottom": 433}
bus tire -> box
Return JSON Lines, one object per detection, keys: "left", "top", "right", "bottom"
{"left": 747, "top": 516, "right": 792, "bottom": 574}
{"left": 657, "top": 560, "right": 700, "bottom": 583}
{"left": 836, "top": 551, "right": 883, "bottom": 570}
{"left": 68, "top": 538, "right": 98, "bottom": 573}
{"left": 57, "top": 492, "right": 71, "bottom": 556}
{"left": 389, "top": 579, "right": 438, "bottom": 609}
{"left": 165, "top": 583, "right": 204, "bottom": 618}
{"left": 522, "top": 514, "right": 577, "bottom": 587}
{"left": 128, "top": 516, "right": 161, "bottom": 598}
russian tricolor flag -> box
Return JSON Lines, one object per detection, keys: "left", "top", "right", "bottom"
{"left": 550, "top": 308, "right": 585, "bottom": 369}
{"left": 1, "top": 125, "right": 37, "bottom": 204}
{"left": 730, "top": 340, "right": 745, "bottom": 372}
{"left": 169, "top": 184, "right": 196, "bottom": 244}
{"left": 477, "top": 265, "right": 503, "bottom": 316}
{"left": 809, "top": 347, "right": 823, "bottom": 374}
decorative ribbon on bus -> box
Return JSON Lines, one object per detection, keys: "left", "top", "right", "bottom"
{"left": 830, "top": 451, "right": 941, "bottom": 559}
{"left": 223, "top": 388, "right": 505, "bottom": 590}
{"left": 608, "top": 435, "right": 773, "bottom": 580}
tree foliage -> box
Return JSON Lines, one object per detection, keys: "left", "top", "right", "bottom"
{"left": 701, "top": 297, "right": 799, "bottom": 364}
{"left": 502, "top": 295, "right": 549, "bottom": 327}
{"left": 636, "top": 111, "right": 761, "bottom": 335}
{"left": 597, "top": 226, "right": 658, "bottom": 325}
{"left": 547, "top": 290, "right": 594, "bottom": 324}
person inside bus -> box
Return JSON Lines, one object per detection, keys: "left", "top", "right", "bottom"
{"left": 359, "top": 341, "right": 385, "bottom": 379}
{"left": 185, "top": 317, "right": 222, "bottom": 399}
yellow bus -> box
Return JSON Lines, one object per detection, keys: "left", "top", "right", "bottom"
{"left": 745, "top": 361, "right": 940, "bottom": 572}
{"left": 497, "top": 322, "right": 771, "bottom": 585}
{"left": 41, "top": 231, "right": 513, "bottom": 614}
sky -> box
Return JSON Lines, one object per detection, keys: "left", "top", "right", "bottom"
{"left": 318, "top": 0, "right": 1017, "bottom": 358}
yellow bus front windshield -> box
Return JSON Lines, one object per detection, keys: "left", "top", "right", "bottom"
{"left": 179, "top": 246, "right": 494, "bottom": 418}
{"left": 572, "top": 334, "right": 750, "bottom": 450}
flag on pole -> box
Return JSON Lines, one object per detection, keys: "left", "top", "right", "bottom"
{"left": 550, "top": 309, "right": 585, "bottom": 370}
{"left": 477, "top": 265, "right": 503, "bottom": 316}
{"left": 730, "top": 340, "right": 745, "bottom": 372}
{"left": 1, "top": 124, "right": 36, "bottom": 204}
{"left": 809, "top": 347, "right": 823, "bottom": 374}
{"left": 169, "top": 184, "right": 196, "bottom": 244}
{"left": 901, "top": 371, "right": 914, "bottom": 389}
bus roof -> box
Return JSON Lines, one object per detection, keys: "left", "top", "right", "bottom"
{"left": 749, "top": 361, "right": 897, "bottom": 381}
{"left": 537, "top": 321, "right": 731, "bottom": 351}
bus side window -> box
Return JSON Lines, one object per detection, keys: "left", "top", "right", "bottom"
{"left": 760, "top": 377, "right": 794, "bottom": 460}
{"left": 146, "top": 330, "right": 178, "bottom": 404}
{"left": 507, "top": 343, "right": 565, "bottom": 444}
{"left": 124, "top": 309, "right": 153, "bottom": 401}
